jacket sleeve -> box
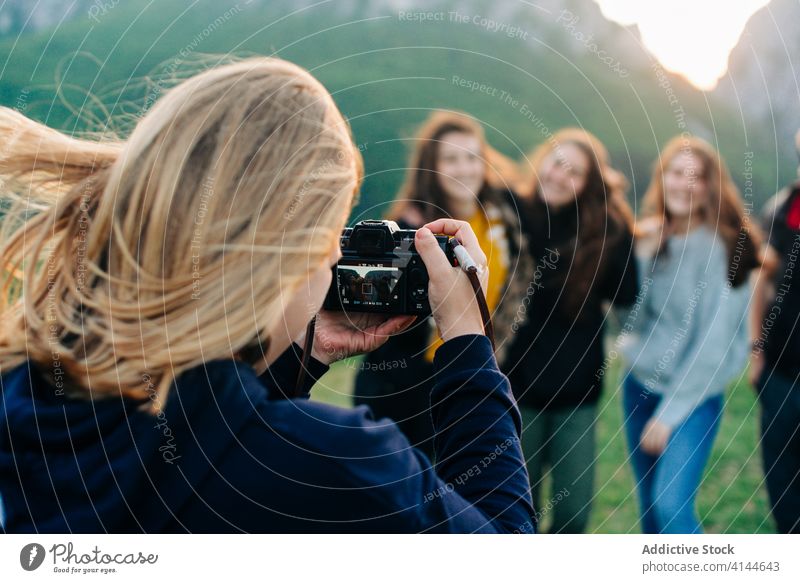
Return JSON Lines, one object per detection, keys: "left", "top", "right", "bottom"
{"left": 234, "top": 336, "right": 535, "bottom": 533}
{"left": 309, "top": 334, "right": 537, "bottom": 533}
{"left": 305, "top": 335, "right": 536, "bottom": 533}
{"left": 425, "top": 334, "right": 536, "bottom": 533}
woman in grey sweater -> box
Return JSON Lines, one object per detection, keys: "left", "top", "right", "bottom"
{"left": 619, "top": 136, "right": 762, "bottom": 533}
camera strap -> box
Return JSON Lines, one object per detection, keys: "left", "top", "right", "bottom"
{"left": 293, "top": 315, "right": 317, "bottom": 398}
{"left": 465, "top": 265, "right": 495, "bottom": 350}
{"left": 449, "top": 238, "right": 495, "bottom": 350}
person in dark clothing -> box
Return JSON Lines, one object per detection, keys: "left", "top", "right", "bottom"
{"left": 751, "top": 129, "right": 800, "bottom": 534}
{"left": 354, "top": 111, "right": 534, "bottom": 458}
{"left": 0, "top": 335, "right": 531, "bottom": 533}
{"left": 504, "top": 128, "right": 638, "bottom": 533}
{"left": 0, "top": 58, "right": 534, "bottom": 533}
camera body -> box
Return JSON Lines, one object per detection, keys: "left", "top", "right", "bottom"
{"left": 323, "top": 220, "right": 456, "bottom": 315}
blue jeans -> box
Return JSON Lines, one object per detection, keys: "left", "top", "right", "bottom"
{"left": 623, "top": 375, "right": 723, "bottom": 534}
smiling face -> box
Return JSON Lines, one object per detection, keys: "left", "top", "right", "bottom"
{"left": 435, "top": 131, "right": 485, "bottom": 207}
{"left": 537, "top": 142, "right": 590, "bottom": 208}
{"left": 663, "top": 151, "right": 708, "bottom": 220}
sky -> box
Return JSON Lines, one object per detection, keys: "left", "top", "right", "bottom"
{"left": 594, "top": 0, "right": 772, "bottom": 90}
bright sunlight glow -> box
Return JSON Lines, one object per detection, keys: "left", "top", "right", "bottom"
{"left": 594, "top": 0, "right": 771, "bottom": 90}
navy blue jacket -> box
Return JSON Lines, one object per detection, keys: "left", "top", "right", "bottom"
{"left": 0, "top": 335, "right": 534, "bottom": 533}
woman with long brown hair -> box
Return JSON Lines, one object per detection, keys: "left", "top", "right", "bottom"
{"left": 620, "top": 135, "right": 761, "bottom": 533}
{"left": 0, "top": 59, "right": 535, "bottom": 532}
{"left": 353, "top": 110, "right": 534, "bottom": 457}
{"left": 504, "top": 127, "right": 639, "bottom": 533}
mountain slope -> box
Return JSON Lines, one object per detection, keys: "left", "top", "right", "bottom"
{"left": 715, "top": 0, "right": 800, "bottom": 196}
{"left": 0, "top": 0, "right": 783, "bottom": 216}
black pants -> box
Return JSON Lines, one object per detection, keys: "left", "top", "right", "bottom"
{"left": 353, "top": 360, "right": 435, "bottom": 459}
{"left": 758, "top": 367, "right": 800, "bottom": 533}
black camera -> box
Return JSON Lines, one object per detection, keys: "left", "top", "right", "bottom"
{"left": 323, "top": 220, "right": 456, "bottom": 315}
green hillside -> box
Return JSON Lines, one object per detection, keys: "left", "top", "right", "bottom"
{"left": 0, "top": 0, "right": 790, "bottom": 218}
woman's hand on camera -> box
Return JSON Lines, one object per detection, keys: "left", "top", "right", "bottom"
{"left": 300, "top": 311, "right": 416, "bottom": 366}
{"left": 416, "top": 219, "right": 488, "bottom": 343}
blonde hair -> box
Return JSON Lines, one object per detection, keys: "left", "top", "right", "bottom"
{"left": 0, "top": 57, "right": 361, "bottom": 408}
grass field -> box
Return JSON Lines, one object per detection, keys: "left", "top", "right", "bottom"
{"left": 311, "top": 351, "right": 777, "bottom": 534}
